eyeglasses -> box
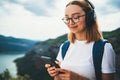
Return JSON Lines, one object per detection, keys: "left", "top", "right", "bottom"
{"left": 62, "top": 15, "right": 85, "bottom": 24}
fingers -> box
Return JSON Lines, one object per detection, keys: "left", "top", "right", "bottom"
{"left": 55, "top": 60, "right": 61, "bottom": 66}
{"left": 57, "top": 68, "right": 67, "bottom": 73}
{"left": 45, "top": 64, "right": 51, "bottom": 68}
{"left": 45, "top": 64, "right": 59, "bottom": 77}
{"left": 57, "top": 69, "right": 71, "bottom": 80}
{"left": 49, "top": 66, "right": 59, "bottom": 77}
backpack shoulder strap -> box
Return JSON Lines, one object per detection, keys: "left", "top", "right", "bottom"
{"left": 61, "top": 40, "right": 70, "bottom": 60}
{"left": 93, "top": 39, "right": 108, "bottom": 80}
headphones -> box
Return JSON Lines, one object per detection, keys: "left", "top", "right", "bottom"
{"left": 67, "top": 0, "right": 96, "bottom": 27}
{"left": 85, "top": 0, "right": 96, "bottom": 27}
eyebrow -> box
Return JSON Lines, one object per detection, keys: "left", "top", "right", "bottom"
{"left": 65, "top": 12, "right": 82, "bottom": 17}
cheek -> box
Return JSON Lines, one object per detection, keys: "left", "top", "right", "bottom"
{"left": 81, "top": 17, "right": 86, "bottom": 24}
{"left": 78, "top": 19, "right": 86, "bottom": 27}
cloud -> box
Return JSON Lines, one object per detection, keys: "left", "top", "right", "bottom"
{"left": 0, "top": 1, "right": 34, "bottom": 16}
{"left": 0, "top": 15, "right": 68, "bottom": 40}
{"left": 90, "top": 0, "right": 120, "bottom": 31}
{"left": 0, "top": 0, "right": 56, "bottom": 16}
{"left": 22, "top": 0, "right": 54, "bottom": 16}
{"left": 0, "top": 0, "right": 119, "bottom": 40}
{"left": 108, "top": 0, "right": 120, "bottom": 9}
{"left": 98, "top": 11, "right": 120, "bottom": 31}
{"left": 0, "top": 0, "right": 68, "bottom": 40}
{"left": 12, "top": 0, "right": 56, "bottom": 16}
{"left": 91, "top": 0, "right": 120, "bottom": 15}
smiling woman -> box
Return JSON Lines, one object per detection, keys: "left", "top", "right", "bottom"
{"left": 45, "top": 0, "right": 116, "bottom": 80}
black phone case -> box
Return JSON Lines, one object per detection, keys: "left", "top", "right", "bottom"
{"left": 40, "top": 56, "right": 60, "bottom": 68}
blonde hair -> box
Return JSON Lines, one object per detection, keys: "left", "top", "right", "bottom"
{"left": 66, "top": 0, "right": 103, "bottom": 43}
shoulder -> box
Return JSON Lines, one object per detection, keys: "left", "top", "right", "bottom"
{"left": 105, "top": 43, "right": 113, "bottom": 49}
{"left": 102, "top": 40, "right": 116, "bottom": 61}
{"left": 102, "top": 38, "right": 114, "bottom": 52}
{"left": 104, "top": 42, "right": 115, "bottom": 54}
{"left": 98, "top": 39, "right": 115, "bottom": 54}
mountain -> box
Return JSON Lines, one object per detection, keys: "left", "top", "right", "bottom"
{"left": 14, "top": 28, "right": 120, "bottom": 80}
{"left": 103, "top": 28, "right": 120, "bottom": 38}
{"left": 0, "top": 35, "right": 37, "bottom": 52}
{"left": 102, "top": 28, "right": 120, "bottom": 54}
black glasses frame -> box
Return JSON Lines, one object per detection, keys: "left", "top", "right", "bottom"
{"left": 62, "top": 15, "right": 85, "bottom": 24}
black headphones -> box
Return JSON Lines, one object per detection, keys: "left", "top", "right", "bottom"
{"left": 85, "top": 0, "right": 96, "bottom": 27}
{"left": 66, "top": 0, "right": 96, "bottom": 27}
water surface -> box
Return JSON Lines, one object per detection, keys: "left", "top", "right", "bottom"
{"left": 0, "top": 52, "right": 25, "bottom": 77}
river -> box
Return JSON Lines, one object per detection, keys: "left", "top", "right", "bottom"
{"left": 0, "top": 52, "right": 25, "bottom": 77}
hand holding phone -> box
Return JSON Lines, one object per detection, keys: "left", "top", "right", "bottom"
{"left": 40, "top": 56, "right": 60, "bottom": 68}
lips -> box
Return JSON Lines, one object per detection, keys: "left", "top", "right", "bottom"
{"left": 70, "top": 25, "right": 78, "bottom": 28}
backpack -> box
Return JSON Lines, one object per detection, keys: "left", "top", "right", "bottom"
{"left": 61, "top": 39, "right": 108, "bottom": 80}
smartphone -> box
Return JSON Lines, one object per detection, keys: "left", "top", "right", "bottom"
{"left": 40, "top": 56, "right": 60, "bottom": 68}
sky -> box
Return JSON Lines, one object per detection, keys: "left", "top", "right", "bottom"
{"left": 0, "top": 0, "right": 120, "bottom": 40}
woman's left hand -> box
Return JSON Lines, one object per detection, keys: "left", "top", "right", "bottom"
{"left": 56, "top": 68, "right": 89, "bottom": 80}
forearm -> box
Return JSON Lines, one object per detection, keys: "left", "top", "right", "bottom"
{"left": 72, "top": 72, "right": 89, "bottom": 80}
{"left": 76, "top": 74, "right": 89, "bottom": 80}
{"left": 102, "top": 73, "right": 115, "bottom": 80}
{"left": 54, "top": 76, "right": 58, "bottom": 80}
{"left": 54, "top": 76, "right": 61, "bottom": 80}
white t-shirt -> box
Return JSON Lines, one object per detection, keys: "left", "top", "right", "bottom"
{"left": 56, "top": 40, "right": 115, "bottom": 80}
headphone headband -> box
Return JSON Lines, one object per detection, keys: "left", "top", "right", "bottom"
{"left": 85, "top": 0, "right": 95, "bottom": 9}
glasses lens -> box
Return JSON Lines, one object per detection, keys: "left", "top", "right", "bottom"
{"left": 62, "top": 15, "right": 85, "bottom": 24}
{"left": 62, "top": 18, "right": 68, "bottom": 23}
{"left": 73, "top": 16, "right": 80, "bottom": 23}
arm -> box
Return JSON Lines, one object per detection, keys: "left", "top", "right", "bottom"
{"left": 102, "top": 73, "right": 114, "bottom": 80}
{"left": 102, "top": 43, "right": 116, "bottom": 80}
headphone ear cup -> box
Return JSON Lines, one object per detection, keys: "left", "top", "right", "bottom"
{"left": 86, "top": 10, "right": 96, "bottom": 27}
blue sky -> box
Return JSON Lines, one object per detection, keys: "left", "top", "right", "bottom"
{"left": 0, "top": 0, "right": 120, "bottom": 40}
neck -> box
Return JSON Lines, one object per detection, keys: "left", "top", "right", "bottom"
{"left": 75, "top": 32, "right": 86, "bottom": 41}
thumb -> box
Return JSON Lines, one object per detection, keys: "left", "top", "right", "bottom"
{"left": 55, "top": 60, "right": 61, "bottom": 66}
{"left": 45, "top": 64, "right": 51, "bottom": 68}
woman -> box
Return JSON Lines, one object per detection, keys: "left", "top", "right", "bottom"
{"left": 45, "top": 0, "right": 115, "bottom": 80}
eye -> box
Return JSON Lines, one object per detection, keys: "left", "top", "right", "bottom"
{"left": 65, "top": 18, "right": 69, "bottom": 21}
{"left": 73, "top": 16, "right": 80, "bottom": 19}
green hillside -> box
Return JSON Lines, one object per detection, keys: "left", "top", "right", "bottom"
{"left": 102, "top": 28, "right": 120, "bottom": 39}
{"left": 46, "top": 28, "right": 120, "bottom": 55}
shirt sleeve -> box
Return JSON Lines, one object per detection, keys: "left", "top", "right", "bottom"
{"left": 102, "top": 43, "right": 116, "bottom": 73}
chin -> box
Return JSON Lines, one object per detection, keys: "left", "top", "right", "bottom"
{"left": 71, "top": 30, "right": 79, "bottom": 34}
